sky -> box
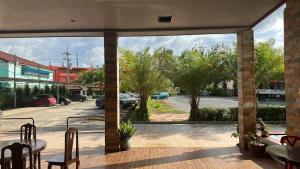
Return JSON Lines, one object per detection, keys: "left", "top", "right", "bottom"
{"left": 0, "top": 6, "right": 284, "bottom": 68}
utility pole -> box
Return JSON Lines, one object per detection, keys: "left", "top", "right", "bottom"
{"left": 38, "top": 66, "right": 40, "bottom": 90}
{"left": 63, "top": 44, "right": 71, "bottom": 95}
{"left": 13, "top": 55, "right": 17, "bottom": 108}
{"left": 76, "top": 52, "right": 79, "bottom": 68}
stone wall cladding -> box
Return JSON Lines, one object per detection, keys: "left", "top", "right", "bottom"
{"left": 284, "top": 0, "right": 300, "bottom": 137}
{"left": 104, "top": 32, "right": 120, "bottom": 153}
{"left": 237, "top": 29, "right": 257, "bottom": 150}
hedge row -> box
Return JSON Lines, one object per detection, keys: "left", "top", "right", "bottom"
{"left": 190, "top": 107, "right": 286, "bottom": 121}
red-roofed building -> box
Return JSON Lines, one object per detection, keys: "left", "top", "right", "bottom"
{"left": 48, "top": 65, "right": 94, "bottom": 83}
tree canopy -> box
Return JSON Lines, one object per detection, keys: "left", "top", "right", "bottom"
{"left": 76, "top": 68, "right": 104, "bottom": 85}
{"left": 170, "top": 45, "right": 225, "bottom": 119}
{"left": 255, "top": 39, "right": 284, "bottom": 88}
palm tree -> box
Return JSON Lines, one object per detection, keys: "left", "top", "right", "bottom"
{"left": 120, "top": 48, "right": 167, "bottom": 121}
{"left": 171, "top": 46, "right": 225, "bottom": 120}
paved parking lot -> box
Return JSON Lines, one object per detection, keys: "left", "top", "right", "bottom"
{"left": 166, "top": 96, "right": 286, "bottom": 112}
{"left": 166, "top": 96, "right": 238, "bottom": 112}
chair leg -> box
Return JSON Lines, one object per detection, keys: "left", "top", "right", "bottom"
{"left": 38, "top": 153, "right": 41, "bottom": 169}
{"left": 34, "top": 154, "right": 37, "bottom": 169}
{"left": 76, "top": 161, "right": 80, "bottom": 169}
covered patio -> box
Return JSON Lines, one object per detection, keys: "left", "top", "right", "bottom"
{"left": 0, "top": 0, "right": 299, "bottom": 168}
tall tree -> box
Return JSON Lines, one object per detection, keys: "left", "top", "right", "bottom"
{"left": 32, "top": 86, "right": 39, "bottom": 96}
{"left": 120, "top": 48, "right": 168, "bottom": 121}
{"left": 170, "top": 46, "right": 225, "bottom": 120}
{"left": 45, "top": 85, "right": 51, "bottom": 95}
{"left": 255, "top": 39, "right": 284, "bottom": 88}
{"left": 24, "top": 84, "right": 31, "bottom": 99}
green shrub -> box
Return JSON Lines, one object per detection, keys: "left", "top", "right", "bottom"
{"left": 207, "top": 87, "right": 226, "bottom": 96}
{"left": 190, "top": 107, "right": 285, "bottom": 121}
{"left": 257, "top": 107, "right": 286, "bottom": 121}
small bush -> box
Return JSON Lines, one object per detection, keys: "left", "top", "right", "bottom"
{"left": 257, "top": 107, "right": 286, "bottom": 121}
{"left": 190, "top": 107, "right": 285, "bottom": 121}
{"left": 207, "top": 87, "right": 226, "bottom": 96}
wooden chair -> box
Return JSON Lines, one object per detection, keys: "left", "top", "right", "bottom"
{"left": 20, "top": 123, "right": 36, "bottom": 142}
{"left": 280, "top": 136, "right": 300, "bottom": 169}
{"left": 20, "top": 123, "right": 41, "bottom": 169}
{"left": 47, "top": 128, "right": 80, "bottom": 169}
{"left": 1, "top": 142, "right": 33, "bottom": 169}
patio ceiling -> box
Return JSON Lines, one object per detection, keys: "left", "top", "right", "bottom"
{"left": 0, "top": 0, "right": 284, "bottom": 37}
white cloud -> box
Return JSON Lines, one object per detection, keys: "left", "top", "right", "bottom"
{"left": 85, "top": 46, "right": 104, "bottom": 67}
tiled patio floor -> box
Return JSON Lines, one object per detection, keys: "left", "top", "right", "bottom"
{"left": 41, "top": 147, "right": 282, "bottom": 169}
{"left": 1, "top": 123, "right": 286, "bottom": 169}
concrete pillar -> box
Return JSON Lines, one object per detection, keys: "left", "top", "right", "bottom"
{"left": 284, "top": 0, "right": 300, "bottom": 137}
{"left": 237, "top": 29, "right": 256, "bottom": 150}
{"left": 104, "top": 32, "right": 120, "bottom": 152}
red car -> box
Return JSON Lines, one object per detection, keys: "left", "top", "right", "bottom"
{"left": 26, "top": 95, "right": 57, "bottom": 107}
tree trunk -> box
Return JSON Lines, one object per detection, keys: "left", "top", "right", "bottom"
{"left": 222, "top": 81, "right": 227, "bottom": 96}
{"left": 139, "top": 88, "right": 149, "bottom": 121}
{"left": 233, "top": 79, "right": 238, "bottom": 96}
{"left": 189, "top": 93, "right": 199, "bottom": 120}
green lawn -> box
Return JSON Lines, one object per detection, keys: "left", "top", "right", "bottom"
{"left": 148, "top": 99, "right": 186, "bottom": 114}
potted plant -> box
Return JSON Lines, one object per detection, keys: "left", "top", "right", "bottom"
{"left": 231, "top": 130, "right": 266, "bottom": 155}
{"left": 245, "top": 131, "right": 266, "bottom": 155}
{"left": 119, "top": 120, "right": 136, "bottom": 151}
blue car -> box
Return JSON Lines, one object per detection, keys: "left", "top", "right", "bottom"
{"left": 151, "top": 92, "right": 169, "bottom": 99}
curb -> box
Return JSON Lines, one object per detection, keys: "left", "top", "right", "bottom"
{"left": 133, "top": 121, "right": 285, "bottom": 124}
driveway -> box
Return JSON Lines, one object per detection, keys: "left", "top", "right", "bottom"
{"left": 166, "top": 96, "right": 238, "bottom": 112}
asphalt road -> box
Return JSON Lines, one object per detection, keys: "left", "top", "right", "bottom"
{"left": 166, "top": 96, "right": 238, "bottom": 112}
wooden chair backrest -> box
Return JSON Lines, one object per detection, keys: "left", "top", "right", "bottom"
{"left": 1, "top": 142, "right": 33, "bottom": 169}
{"left": 64, "top": 127, "right": 79, "bottom": 163}
{"left": 20, "top": 123, "right": 36, "bottom": 142}
{"left": 280, "top": 136, "right": 300, "bottom": 147}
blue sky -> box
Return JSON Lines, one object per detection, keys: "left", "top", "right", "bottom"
{"left": 0, "top": 6, "right": 284, "bottom": 68}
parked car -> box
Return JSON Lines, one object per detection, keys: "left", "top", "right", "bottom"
{"left": 96, "top": 93, "right": 138, "bottom": 109}
{"left": 151, "top": 92, "right": 169, "bottom": 99}
{"left": 26, "top": 95, "right": 57, "bottom": 107}
{"left": 200, "top": 90, "right": 212, "bottom": 96}
{"left": 71, "top": 94, "right": 87, "bottom": 102}
{"left": 53, "top": 95, "right": 72, "bottom": 105}
{"left": 126, "top": 92, "right": 140, "bottom": 98}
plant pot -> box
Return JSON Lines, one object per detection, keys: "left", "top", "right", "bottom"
{"left": 120, "top": 137, "right": 131, "bottom": 151}
{"left": 248, "top": 142, "right": 266, "bottom": 156}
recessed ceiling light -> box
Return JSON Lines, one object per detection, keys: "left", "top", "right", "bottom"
{"left": 158, "top": 16, "right": 172, "bottom": 23}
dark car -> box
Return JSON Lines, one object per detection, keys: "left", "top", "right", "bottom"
{"left": 26, "top": 95, "right": 57, "bottom": 107}
{"left": 53, "top": 95, "right": 72, "bottom": 105}
{"left": 96, "top": 93, "right": 138, "bottom": 109}
{"left": 71, "top": 94, "right": 87, "bottom": 102}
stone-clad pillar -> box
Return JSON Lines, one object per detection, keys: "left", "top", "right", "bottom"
{"left": 104, "top": 32, "right": 120, "bottom": 153}
{"left": 237, "top": 29, "right": 256, "bottom": 150}
{"left": 284, "top": 0, "right": 300, "bottom": 137}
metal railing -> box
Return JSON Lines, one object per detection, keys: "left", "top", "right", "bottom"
{"left": 66, "top": 115, "right": 104, "bottom": 133}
